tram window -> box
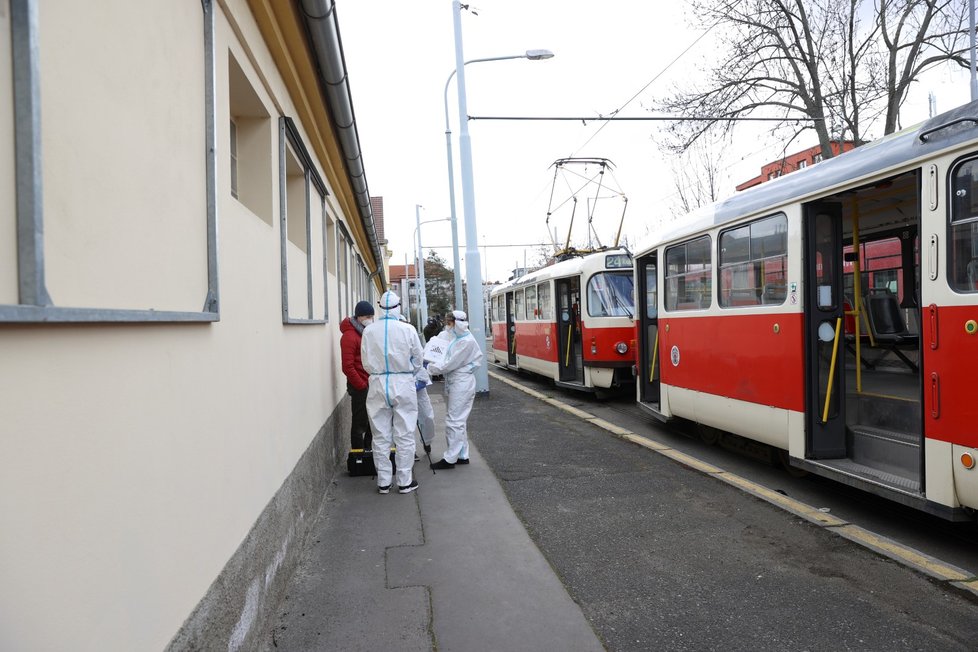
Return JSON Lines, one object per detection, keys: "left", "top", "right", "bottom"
{"left": 587, "top": 272, "right": 635, "bottom": 317}
{"left": 515, "top": 289, "right": 525, "bottom": 320}
{"left": 645, "top": 264, "right": 657, "bottom": 320}
{"left": 718, "top": 214, "right": 787, "bottom": 308}
{"left": 949, "top": 157, "right": 978, "bottom": 293}
{"left": 537, "top": 283, "right": 552, "bottom": 320}
{"left": 665, "top": 235, "right": 712, "bottom": 311}
{"left": 526, "top": 285, "right": 538, "bottom": 319}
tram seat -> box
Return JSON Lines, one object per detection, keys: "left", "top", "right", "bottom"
{"left": 761, "top": 283, "right": 786, "bottom": 304}
{"left": 843, "top": 297, "right": 875, "bottom": 370}
{"left": 968, "top": 258, "right": 978, "bottom": 289}
{"left": 863, "top": 290, "right": 918, "bottom": 372}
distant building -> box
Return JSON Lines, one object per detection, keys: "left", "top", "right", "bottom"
{"left": 736, "top": 141, "right": 857, "bottom": 191}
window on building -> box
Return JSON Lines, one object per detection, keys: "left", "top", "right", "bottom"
{"left": 665, "top": 235, "right": 712, "bottom": 311}
{"left": 280, "top": 117, "right": 327, "bottom": 324}
{"left": 2, "top": 1, "right": 217, "bottom": 322}
{"left": 798, "top": 160, "right": 807, "bottom": 169}
{"left": 949, "top": 156, "right": 978, "bottom": 293}
{"left": 813, "top": 152, "right": 823, "bottom": 164}
{"left": 229, "top": 51, "right": 272, "bottom": 225}
{"left": 1, "top": 4, "right": 16, "bottom": 306}
{"left": 718, "top": 214, "right": 788, "bottom": 307}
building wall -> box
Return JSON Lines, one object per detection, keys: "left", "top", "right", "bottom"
{"left": 0, "top": 1, "right": 375, "bottom": 650}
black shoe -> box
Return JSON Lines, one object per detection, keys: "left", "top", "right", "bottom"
{"left": 378, "top": 484, "right": 391, "bottom": 494}
{"left": 456, "top": 458, "right": 470, "bottom": 465}
{"left": 430, "top": 459, "right": 455, "bottom": 470}
{"left": 398, "top": 479, "right": 419, "bottom": 494}
{"left": 414, "top": 454, "right": 421, "bottom": 462}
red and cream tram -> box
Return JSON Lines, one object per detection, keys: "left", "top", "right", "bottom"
{"left": 490, "top": 248, "right": 635, "bottom": 392}
{"left": 635, "top": 101, "right": 978, "bottom": 519}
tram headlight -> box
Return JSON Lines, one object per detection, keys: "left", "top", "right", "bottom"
{"left": 615, "top": 341, "right": 629, "bottom": 355}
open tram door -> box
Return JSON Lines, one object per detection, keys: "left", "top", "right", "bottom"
{"left": 505, "top": 291, "right": 517, "bottom": 366}
{"left": 803, "top": 203, "right": 848, "bottom": 459}
{"left": 636, "top": 252, "right": 662, "bottom": 414}
{"left": 801, "top": 182, "right": 926, "bottom": 508}
{"left": 556, "top": 277, "right": 584, "bottom": 384}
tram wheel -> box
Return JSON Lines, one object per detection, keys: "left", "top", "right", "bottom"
{"left": 697, "top": 424, "right": 721, "bottom": 446}
{"left": 777, "top": 449, "right": 809, "bottom": 478}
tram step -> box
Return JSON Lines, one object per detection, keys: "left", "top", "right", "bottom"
{"left": 847, "top": 394, "right": 920, "bottom": 434}
{"left": 848, "top": 424, "right": 920, "bottom": 482}
{"left": 811, "top": 458, "right": 921, "bottom": 495}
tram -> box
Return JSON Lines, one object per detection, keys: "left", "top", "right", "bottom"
{"left": 634, "top": 101, "right": 978, "bottom": 519}
{"left": 490, "top": 248, "right": 635, "bottom": 392}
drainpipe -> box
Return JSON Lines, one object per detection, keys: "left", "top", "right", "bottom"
{"left": 298, "top": 0, "right": 386, "bottom": 290}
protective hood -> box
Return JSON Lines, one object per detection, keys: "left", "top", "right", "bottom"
{"left": 378, "top": 290, "right": 402, "bottom": 320}
{"left": 452, "top": 310, "right": 469, "bottom": 336}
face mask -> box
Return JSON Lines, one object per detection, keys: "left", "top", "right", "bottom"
{"left": 359, "top": 317, "right": 374, "bottom": 326}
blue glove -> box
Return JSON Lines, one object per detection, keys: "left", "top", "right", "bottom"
{"left": 415, "top": 380, "right": 427, "bottom": 392}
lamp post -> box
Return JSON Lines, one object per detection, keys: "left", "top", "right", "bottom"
{"left": 451, "top": 0, "right": 553, "bottom": 393}
{"left": 443, "top": 49, "right": 554, "bottom": 310}
{"left": 414, "top": 213, "right": 452, "bottom": 331}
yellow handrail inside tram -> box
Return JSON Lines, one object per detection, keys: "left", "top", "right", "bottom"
{"left": 851, "top": 198, "right": 863, "bottom": 392}
{"left": 564, "top": 323, "right": 573, "bottom": 367}
{"left": 649, "top": 330, "right": 659, "bottom": 383}
{"left": 822, "top": 317, "right": 842, "bottom": 423}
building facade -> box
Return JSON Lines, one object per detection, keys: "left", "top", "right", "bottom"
{"left": 735, "top": 141, "right": 857, "bottom": 191}
{"left": 1, "top": 1, "right": 385, "bottom": 650}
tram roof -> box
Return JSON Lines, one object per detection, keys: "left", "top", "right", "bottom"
{"left": 490, "top": 247, "right": 631, "bottom": 296}
{"left": 643, "top": 99, "right": 978, "bottom": 252}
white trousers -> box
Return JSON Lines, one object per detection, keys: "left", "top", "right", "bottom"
{"left": 442, "top": 371, "right": 475, "bottom": 463}
{"left": 366, "top": 374, "right": 418, "bottom": 488}
{"left": 417, "top": 387, "right": 435, "bottom": 448}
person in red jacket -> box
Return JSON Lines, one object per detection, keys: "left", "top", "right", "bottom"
{"left": 341, "top": 301, "right": 374, "bottom": 450}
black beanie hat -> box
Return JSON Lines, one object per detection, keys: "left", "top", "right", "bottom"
{"left": 354, "top": 301, "right": 375, "bottom": 317}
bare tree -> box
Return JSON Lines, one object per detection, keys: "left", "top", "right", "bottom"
{"left": 656, "top": 0, "right": 969, "bottom": 157}
{"left": 878, "top": 0, "right": 971, "bottom": 133}
{"left": 670, "top": 138, "right": 727, "bottom": 216}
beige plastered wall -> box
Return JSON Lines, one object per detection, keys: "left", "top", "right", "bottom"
{"left": 0, "top": 1, "right": 362, "bottom": 650}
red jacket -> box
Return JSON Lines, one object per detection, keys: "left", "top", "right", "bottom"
{"left": 340, "top": 317, "right": 369, "bottom": 391}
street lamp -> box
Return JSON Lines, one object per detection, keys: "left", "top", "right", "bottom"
{"left": 443, "top": 49, "right": 554, "bottom": 310}
{"left": 451, "top": 1, "right": 553, "bottom": 393}
{"left": 413, "top": 211, "right": 452, "bottom": 331}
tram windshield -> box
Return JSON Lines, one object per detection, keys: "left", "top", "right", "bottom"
{"left": 587, "top": 272, "right": 634, "bottom": 317}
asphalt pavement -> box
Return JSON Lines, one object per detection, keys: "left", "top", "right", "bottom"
{"left": 265, "top": 374, "right": 978, "bottom": 651}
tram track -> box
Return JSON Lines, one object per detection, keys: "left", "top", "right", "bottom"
{"left": 487, "top": 363, "right": 978, "bottom": 574}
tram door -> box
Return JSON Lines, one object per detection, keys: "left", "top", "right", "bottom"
{"left": 637, "top": 253, "right": 660, "bottom": 407}
{"left": 505, "top": 291, "right": 517, "bottom": 366}
{"left": 804, "top": 203, "right": 847, "bottom": 458}
{"left": 556, "top": 277, "right": 584, "bottom": 384}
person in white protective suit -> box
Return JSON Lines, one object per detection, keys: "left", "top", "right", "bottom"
{"left": 428, "top": 310, "right": 483, "bottom": 469}
{"left": 360, "top": 291, "right": 424, "bottom": 494}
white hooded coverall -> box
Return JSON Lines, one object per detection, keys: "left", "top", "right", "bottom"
{"left": 428, "top": 312, "right": 483, "bottom": 464}
{"left": 360, "top": 292, "right": 423, "bottom": 488}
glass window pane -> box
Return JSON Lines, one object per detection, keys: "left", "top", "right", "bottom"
{"left": 720, "top": 225, "right": 750, "bottom": 266}
{"left": 525, "top": 285, "right": 537, "bottom": 319}
{"left": 587, "top": 272, "right": 635, "bottom": 317}
{"left": 537, "top": 283, "right": 552, "bottom": 320}
{"left": 515, "top": 289, "right": 525, "bottom": 320}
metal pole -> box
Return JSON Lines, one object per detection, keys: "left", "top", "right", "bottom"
{"left": 416, "top": 204, "right": 429, "bottom": 329}
{"left": 444, "top": 76, "right": 464, "bottom": 309}
{"left": 970, "top": 0, "right": 977, "bottom": 101}
{"left": 453, "top": 0, "right": 489, "bottom": 393}
{"left": 444, "top": 54, "right": 543, "bottom": 309}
